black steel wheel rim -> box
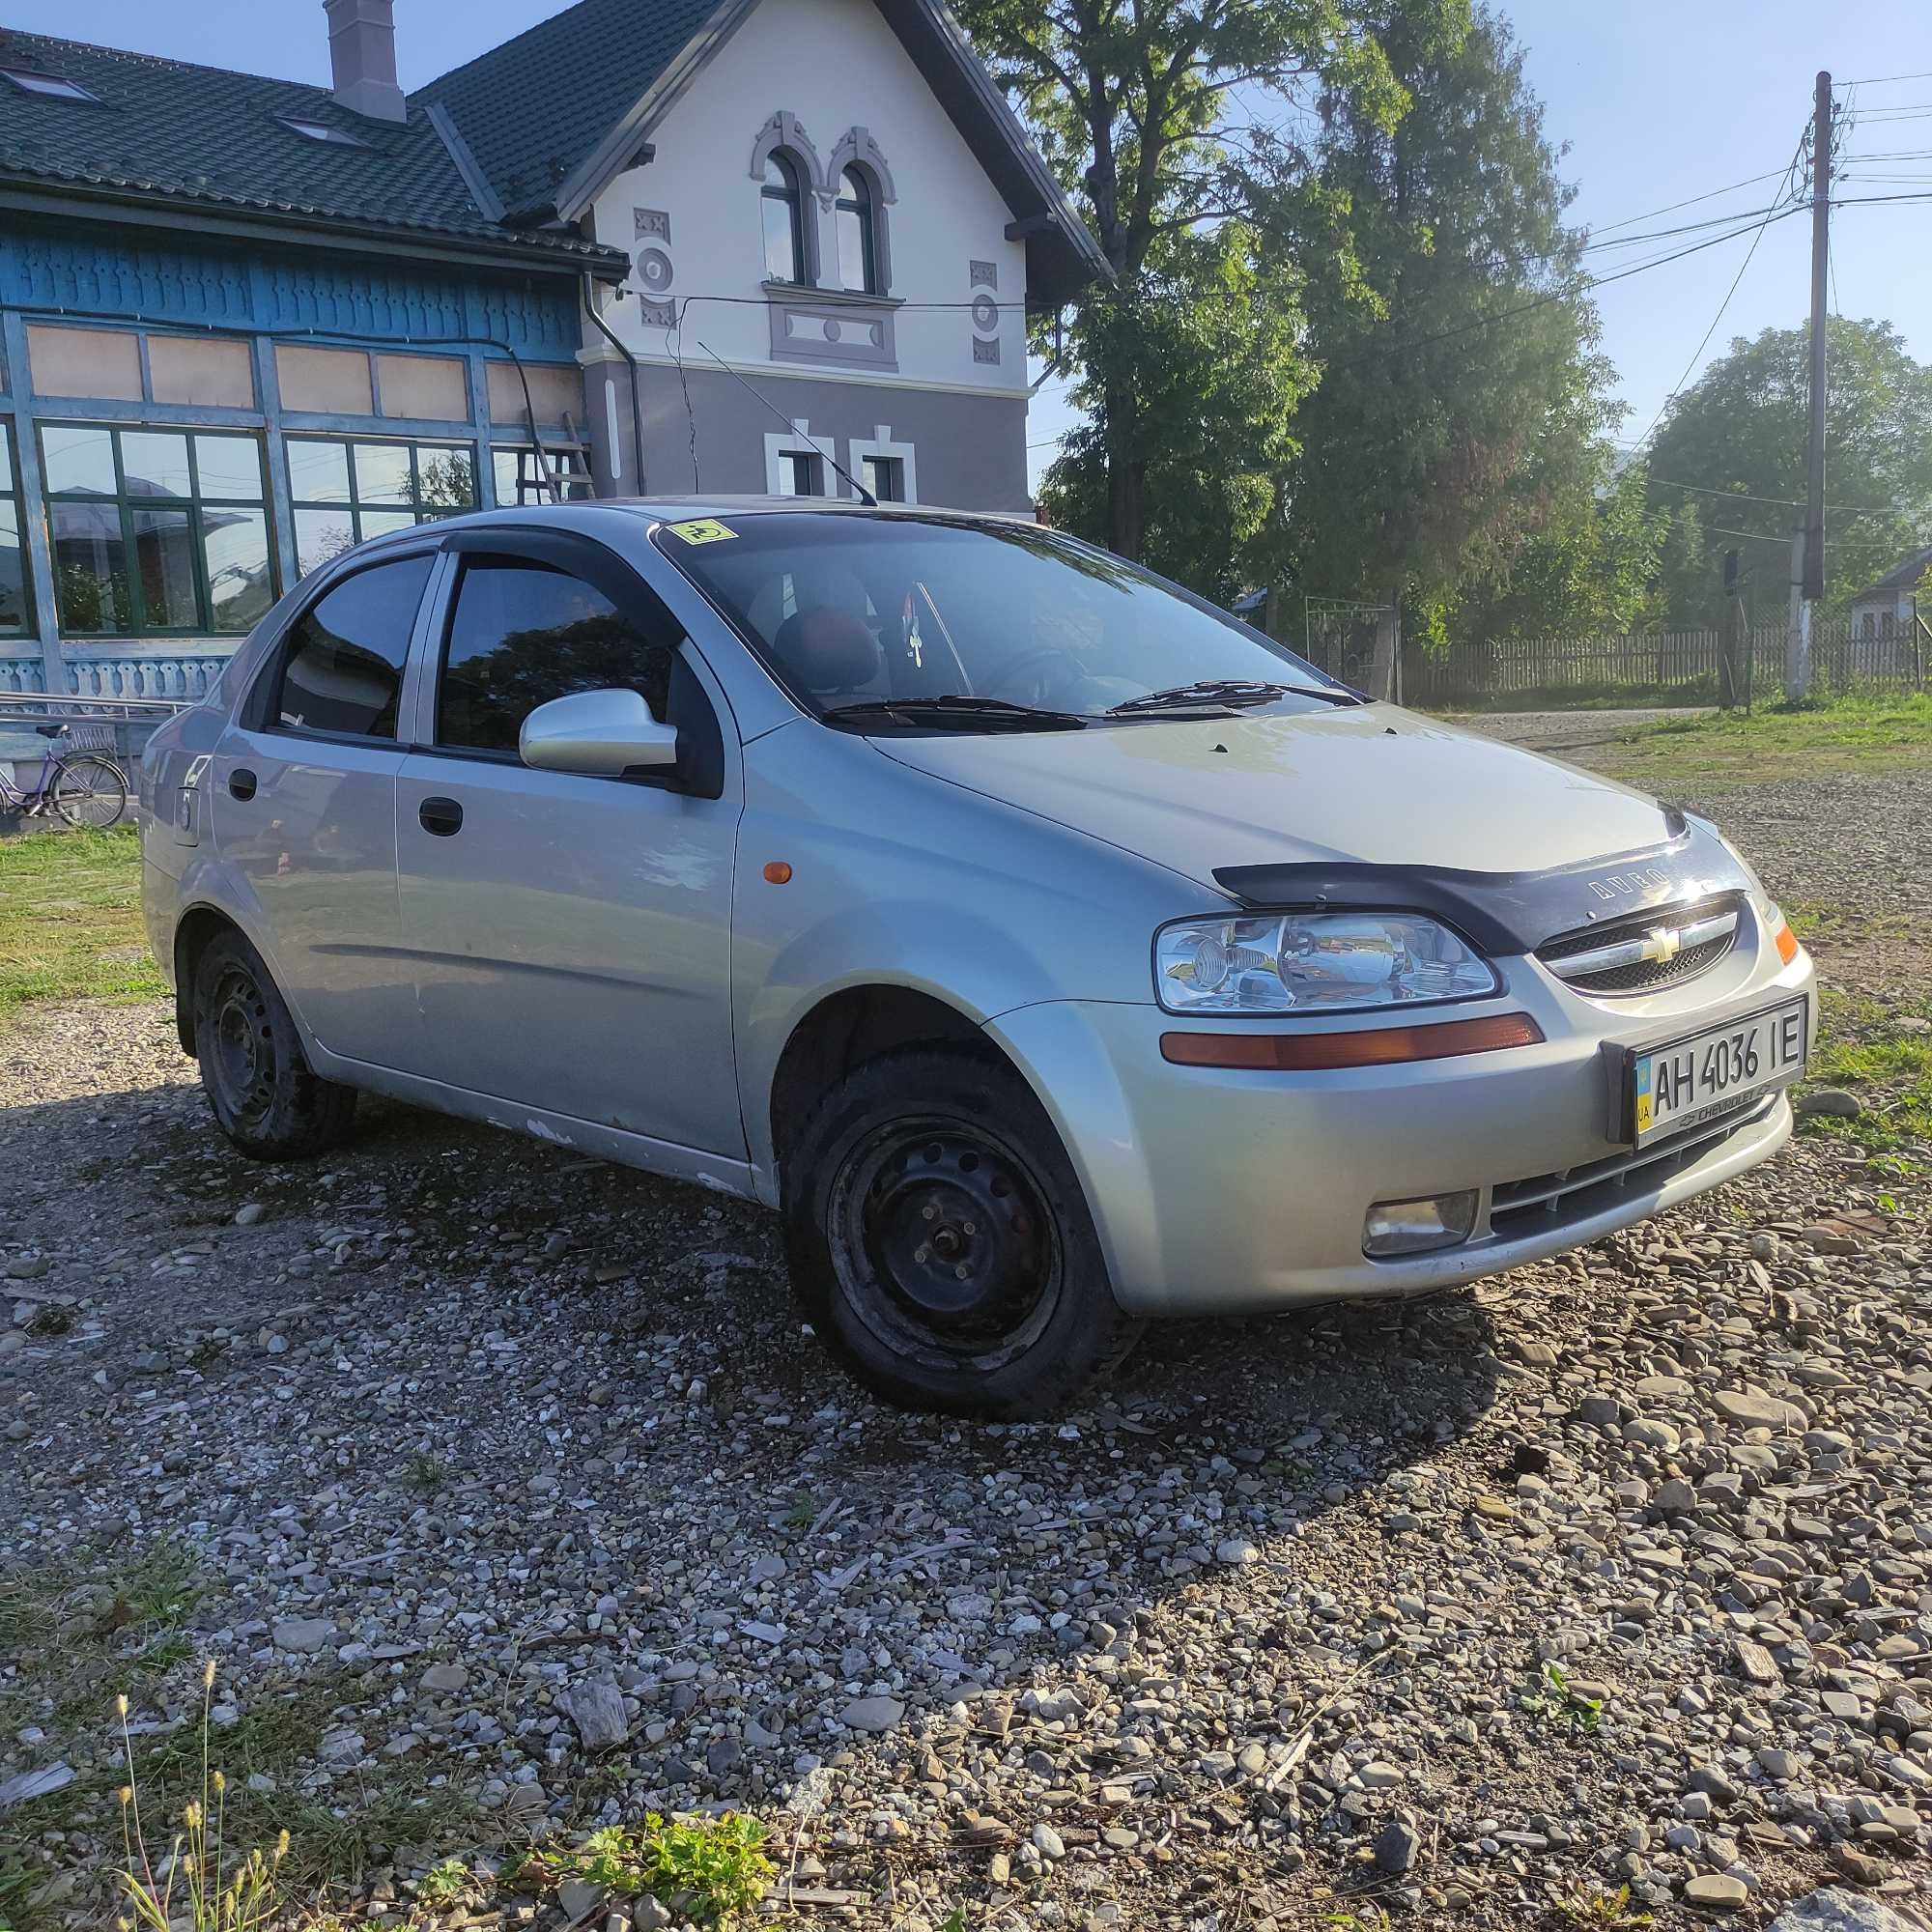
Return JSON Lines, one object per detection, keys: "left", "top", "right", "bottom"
{"left": 828, "top": 1115, "right": 1062, "bottom": 1372}
{"left": 207, "top": 965, "right": 278, "bottom": 1131}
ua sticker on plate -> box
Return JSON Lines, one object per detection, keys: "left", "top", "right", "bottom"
{"left": 666, "top": 517, "right": 737, "bottom": 545}
{"left": 1634, "top": 1060, "right": 1654, "bottom": 1138}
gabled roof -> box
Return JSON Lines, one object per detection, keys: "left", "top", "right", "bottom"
{"left": 1852, "top": 540, "right": 1932, "bottom": 600}
{"left": 413, "top": 0, "right": 1108, "bottom": 306}
{"left": 0, "top": 28, "right": 623, "bottom": 274}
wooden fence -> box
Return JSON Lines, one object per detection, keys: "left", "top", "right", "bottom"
{"left": 1392, "top": 619, "right": 1926, "bottom": 707}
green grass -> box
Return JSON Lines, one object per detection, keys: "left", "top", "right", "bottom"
{"left": 0, "top": 827, "right": 161, "bottom": 1029}
{"left": 1580, "top": 691, "right": 1932, "bottom": 788}
{"left": 1800, "top": 988, "right": 1932, "bottom": 1173}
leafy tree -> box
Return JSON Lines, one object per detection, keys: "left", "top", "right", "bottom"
{"left": 1281, "top": 5, "right": 1618, "bottom": 682}
{"left": 955, "top": 0, "right": 1431, "bottom": 562}
{"left": 1645, "top": 316, "right": 1932, "bottom": 624}
{"left": 1449, "top": 457, "right": 1666, "bottom": 640}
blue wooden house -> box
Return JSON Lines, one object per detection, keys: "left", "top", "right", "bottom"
{"left": 0, "top": 1, "right": 627, "bottom": 751}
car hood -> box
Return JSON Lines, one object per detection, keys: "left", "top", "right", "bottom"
{"left": 874, "top": 703, "right": 1681, "bottom": 887}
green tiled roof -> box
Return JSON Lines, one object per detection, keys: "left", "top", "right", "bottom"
{"left": 413, "top": 0, "right": 724, "bottom": 221}
{"left": 0, "top": 28, "right": 616, "bottom": 266}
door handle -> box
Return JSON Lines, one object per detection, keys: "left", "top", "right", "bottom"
{"left": 418, "top": 795, "right": 464, "bottom": 837}
{"left": 227, "top": 767, "right": 257, "bottom": 802}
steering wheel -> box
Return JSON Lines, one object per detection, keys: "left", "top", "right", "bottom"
{"left": 986, "top": 646, "right": 1085, "bottom": 708}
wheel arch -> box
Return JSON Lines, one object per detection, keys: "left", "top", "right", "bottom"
{"left": 172, "top": 903, "right": 245, "bottom": 1053}
{"left": 768, "top": 983, "right": 1011, "bottom": 1191}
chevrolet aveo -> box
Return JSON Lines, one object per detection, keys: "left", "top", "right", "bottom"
{"left": 140, "top": 499, "right": 1816, "bottom": 1417}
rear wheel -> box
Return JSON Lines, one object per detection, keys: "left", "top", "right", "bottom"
{"left": 192, "top": 930, "right": 356, "bottom": 1159}
{"left": 784, "top": 1048, "right": 1143, "bottom": 1418}
{"left": 52, "top": 754, "right": 128, "bottom": 829}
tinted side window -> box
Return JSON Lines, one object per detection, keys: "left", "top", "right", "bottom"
{"left": 437, "top": 557, "right": 676, "bottom": 753}
{"left": 272, "top": 554, "right": 433, "bottom": 738}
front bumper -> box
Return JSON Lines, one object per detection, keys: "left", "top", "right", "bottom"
{"left": 987, "top": 934, "right": 1815, "bottom": 1317}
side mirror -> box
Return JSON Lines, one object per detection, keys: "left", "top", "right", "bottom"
{"left": 520, "top": 688, "right": 680, "bottom": 778}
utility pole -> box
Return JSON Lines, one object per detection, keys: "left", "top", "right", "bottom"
{"left": 1788, "top": 69, "right": 1832, "bottom": 701}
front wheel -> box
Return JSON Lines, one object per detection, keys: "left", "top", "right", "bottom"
{"left": 192, "top": 930, "right": 356, "bottom": 1159}
{"left": 52, "top": 754, "right": 129, "bottom": 829}
{"left": 783, "top": 1048, "right": 1143, "bottom": 1418}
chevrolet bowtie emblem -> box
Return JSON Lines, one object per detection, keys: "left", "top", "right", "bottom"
{"left": 1640, "top": 926, "right": 1682, "bottom": 965}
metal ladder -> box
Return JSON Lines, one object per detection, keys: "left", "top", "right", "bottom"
{"left": 511, "top": 408, "right": 591, "bottom": 504}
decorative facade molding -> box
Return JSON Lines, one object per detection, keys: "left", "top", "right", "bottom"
{"left": 765, "top": 284, "right": 899, "bottom": 372}
{"left": 825, "top": 127, "right": 899, "bottom": 206}
{"left": 847, "top": 422, "right": 918, "bottom": 504}
{"left": 969, "top": 259, "right": 997, "bottom": 288}
{"left": 748, "top": 110, "right": 827, "bottom": 195}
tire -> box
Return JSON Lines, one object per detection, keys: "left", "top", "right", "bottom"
{"left": 191, "top": 930, "right": 356, "bottom": 1160}
{"left": 52, "top": 754, "right": 129, "bottom": 829}
{"left": 783, "top": 1047, "right": 1145, "bottom": 1418}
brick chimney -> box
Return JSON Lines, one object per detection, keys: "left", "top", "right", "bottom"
{"left": 324, "top": 0, "right": 406, "bottom": 123}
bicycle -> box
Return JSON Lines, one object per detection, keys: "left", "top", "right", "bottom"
{"left": 0, "top": 722, "right": 131, "bottom": 829}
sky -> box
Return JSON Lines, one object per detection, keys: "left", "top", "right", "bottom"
{"left": 9, "top": 0, "right": 1930, "bottom": 496}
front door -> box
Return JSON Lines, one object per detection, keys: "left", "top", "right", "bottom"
{"left": 393, "top": 531, "right": 746, "bottom": 1159}
{"left": 210, "top": 548, "right": 437, "bottom": 1069}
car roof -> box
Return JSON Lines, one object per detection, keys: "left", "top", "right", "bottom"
{"left": 365, "top": 497, "right": 1042, "bottom": 542}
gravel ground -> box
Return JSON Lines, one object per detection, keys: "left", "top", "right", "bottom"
{"left": 2, "top": 766, "right": 1929, "bottom": 1932}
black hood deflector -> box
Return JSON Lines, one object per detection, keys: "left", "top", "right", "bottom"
{"left": 1211, "top": 812, "right": 1752, "bottom": 955}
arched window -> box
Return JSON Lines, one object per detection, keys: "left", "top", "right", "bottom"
{"left": 761, "top": 152, "right": 808, "bottom": 285}
{"left": 835, "top": 165, "right": 878, "bottom": 294}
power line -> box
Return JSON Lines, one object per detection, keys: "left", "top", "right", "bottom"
{"left": 1629, "top": 193, "right": 1784, "bottom": 450}
{"left": 1642, "top": 477, "right": 1914, "bottom": 518}
{"left": 1586, "top": 168, "right": 1794, "bottom": 239}
{"left": 1701, "top": 523, "right": 1927, "bottom": 551}
{"left": 1838, "top": 70, "right": 1932, "bottom": 86}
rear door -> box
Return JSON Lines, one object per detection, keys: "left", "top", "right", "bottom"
{"left": 210, "top": 547, "right": 439, "bottom": 1068}
{"left": 392, "top": 527, "right": 746, "bottom": 1159}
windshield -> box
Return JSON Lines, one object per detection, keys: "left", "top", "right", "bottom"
{"left": 652, "top": 512, "right": 1349, "bottom": 724}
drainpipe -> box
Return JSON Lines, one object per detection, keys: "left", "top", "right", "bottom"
{"left": 582, "top": 275, "right": 647, "bottom": 497}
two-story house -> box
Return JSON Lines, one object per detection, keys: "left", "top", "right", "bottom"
{"left": 0, "top": 0, "right": 1100, "bottom": 738}
{"left": 416, "top": 0, "right": 1104, "bottom": 509}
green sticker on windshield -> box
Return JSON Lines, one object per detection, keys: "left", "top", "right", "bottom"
{"left": 666, "top": 517, "right": 737, "bottom": 545}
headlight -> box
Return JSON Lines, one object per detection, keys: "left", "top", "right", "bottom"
{"left": 1155, "top": 912, "right": 1500, "bottom": 1015}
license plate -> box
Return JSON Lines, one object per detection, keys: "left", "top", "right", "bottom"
{"left": 1627, "top": 998, "right": 1808, "bottom": 1147}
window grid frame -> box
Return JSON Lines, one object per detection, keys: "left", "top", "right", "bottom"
{"left": 39, "top": 420, "right": 274, "bottom": 639}
{"left": 0, "top": 419, "right": 31, "bottom": 639}
{"left": 835, "top": 166, "right": 878, "bottom": 296}
{"left": 761, "top": 152, "right": 810, "bottom": 288}
{"left": 286, "top": 434, "right": 479, "bottom": 577}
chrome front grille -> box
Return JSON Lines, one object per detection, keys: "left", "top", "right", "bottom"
{"left": 1538, "top": 895, "right": 1742, "bottom": 997}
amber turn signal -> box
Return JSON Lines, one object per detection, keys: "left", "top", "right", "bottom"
{"left": 1775, "top": 922, "right": 1799, "bottom": 965}
{"left": 1161, "top": 1011, "right": 1545, "bottom": 1071}
{"left": 762, "top": 861, "right": 793, "bottom": 885}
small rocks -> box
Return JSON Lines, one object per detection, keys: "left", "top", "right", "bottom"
{"left": 1768, "top": 1890, "right": 1925, "bottom": 1932}
{"left": 419, "top": 1662, "right": 468, "bottom": 1695}
{"left": 271, "top": 1617, "right": 336, "bottom": 1655}
{"left": 1214, "top": 1537, "right": 1260, "bottom": 1566}
{"left": 1373, "top": 1817, "right": 1421, "bottom": 1874}
{"left": 558, "top": 1679, "right": 630, "bottom": 1751}
{"left": 1710, "top": 1388, "right": 1804, "bottom": 1432}
{"left": 233, "top": 1203, "right": 269, "bottom": 1227}
{"left": 1795, "top": 1088, "right": 1862, "bottom": 1118}
{"left": 1684, "top": 1873, "right": 1749, "bottom": 1911}
{"left": 838, "top": 1696, "right": 904, "bottom": 1735}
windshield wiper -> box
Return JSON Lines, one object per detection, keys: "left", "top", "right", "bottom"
{"left": 1107, "top": 677, "right": 1361, "bottom": 715}
{"left": 824, "top": 695, "right": 1087, "bottom": 731}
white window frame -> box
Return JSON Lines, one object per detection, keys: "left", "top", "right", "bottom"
{"left": 847, "top": 424, "right": 918, "bottom": 504}
{"left": 763, "top": 419, "right": 838, "bottom": 497}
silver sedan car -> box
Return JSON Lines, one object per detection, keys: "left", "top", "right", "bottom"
{"left": 139, "top": 499, "right": 1815, "bottom": 1417}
